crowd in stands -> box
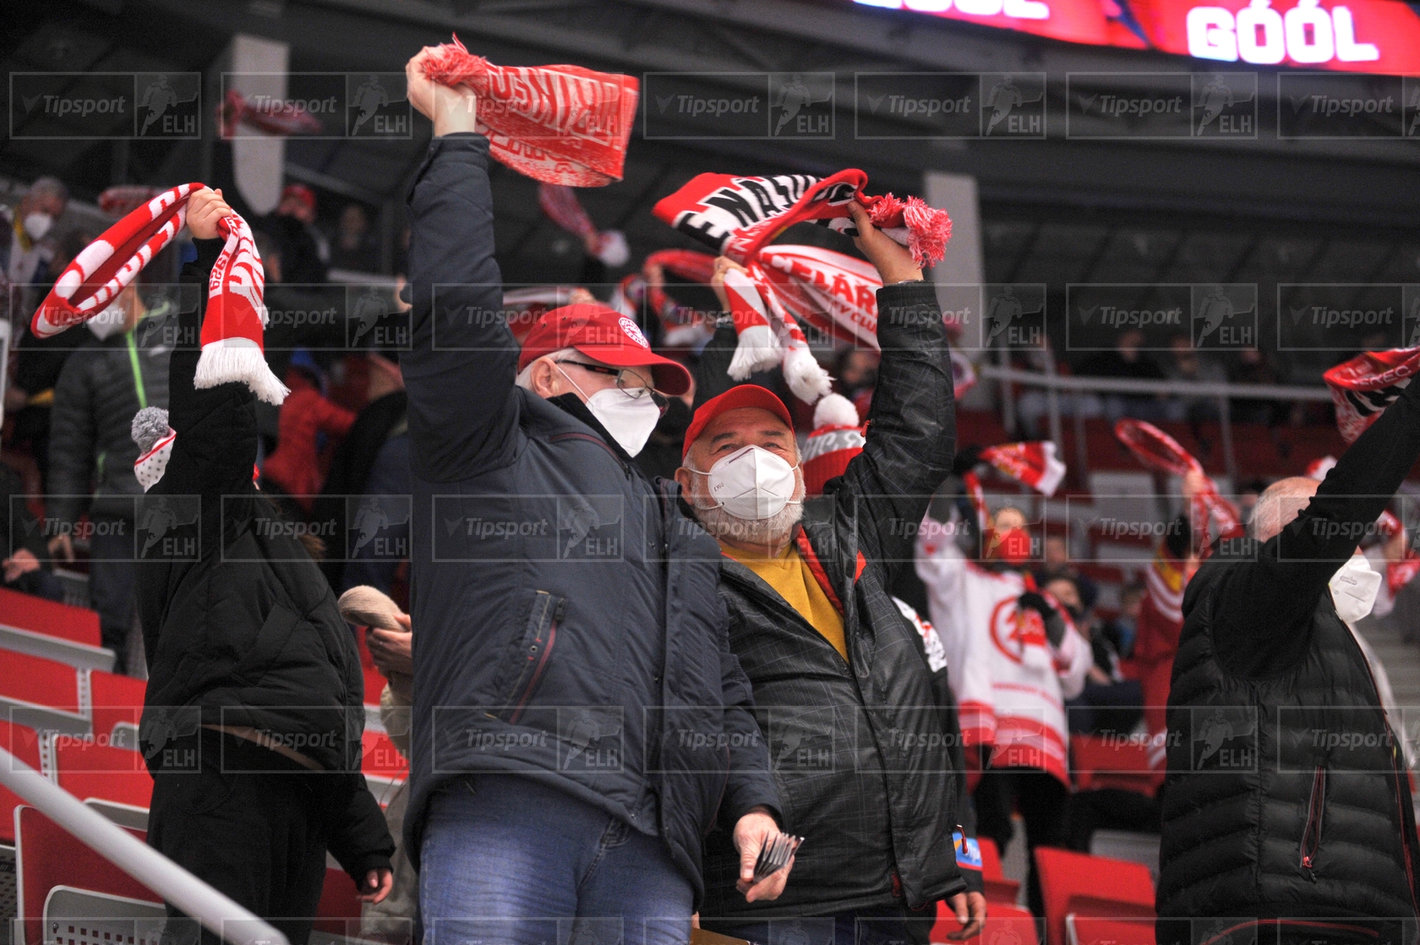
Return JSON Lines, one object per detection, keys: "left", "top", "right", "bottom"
{"left": 4, "top": 122, "right": 1419, "bottom": 945}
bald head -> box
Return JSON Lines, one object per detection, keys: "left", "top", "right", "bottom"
{"left": 1249, "top": 476, "right": 1319, "bottom": 543}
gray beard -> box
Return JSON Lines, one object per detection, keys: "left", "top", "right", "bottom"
{"left": 694, "top": 500, "right": 804, "bottom": 549}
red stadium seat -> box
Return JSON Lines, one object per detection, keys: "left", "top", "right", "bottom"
{"left": 89, "top": 670, "right": 146, "bottom": 747}
{"left": 0, "top": 718, "right": 43, "bottom": 844}
{"left": 313, "top": 865, "right": 365, "bottom": 936}
{"left": 15, "top": 805, "right": 157, "bottom": 945}
{"left": 1067, "top": 915, "right": 1156, "bottom": 945}
{"left": 1034, "top": 847, "right": 1155, "bottom": 945}
{"left": 0, "top": 651, "right": 84, "bottom": 715}
{"left": 1070, "top": 734, "right": 1163, "bottom": 795}
{"left": 0, "top": 589, "right": 100, "bottom": 647}
{"left": 978, "top": 835, "right": 1023, "bottom": 907}
{"left": 977, "top": 904, "right": 1041, "bottom": 945}
{"left": 52, "top": 739, "right": 152, "bottom": 809}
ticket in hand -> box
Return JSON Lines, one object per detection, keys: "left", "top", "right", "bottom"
{"left": 751, "top": 832, "right": 803, "bottom": 883}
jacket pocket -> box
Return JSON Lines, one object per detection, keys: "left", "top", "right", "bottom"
{"left": 234, "top": 602, "right": 303, "bottom": 679}
{"left": 490, "top": 590, "right": 564, "bottom": 725}
{"left": 1300, "top": 764, "right": 1326, "bottom": 879}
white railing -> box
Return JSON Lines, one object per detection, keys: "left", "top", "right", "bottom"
{"left": 979, "top": 363, "right": 1333, "bottom": 486}
{"left": 0, "top": 747, "right": 289, "bottom": 945}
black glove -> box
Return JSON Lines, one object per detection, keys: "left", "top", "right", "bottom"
{"left": 951, "top": 444, "right": 985, "bottom": 476}
{"left": 1018, "top": 590, "right": 1067, "bottom": 649}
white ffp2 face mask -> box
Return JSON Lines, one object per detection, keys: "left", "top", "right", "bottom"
{"left": 583, "top": 387, "right": 662, "bottom": 457}
{"left": 695, "top": 445, "right": 800, "bottom": 521}
{"left": 1330, "top": 554, "right": 1382, "bottom": 624}
{"left": 23, "top": 211, "right": 53, "bottom": 241}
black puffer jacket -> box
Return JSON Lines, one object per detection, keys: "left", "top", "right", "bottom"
{"left": 402, "top": 134, "right": 780, "bottom": 904}
{"left": 1157, "top": 369, "right": 1420, "bottom": 943}
{"left": 49, "top": 303, "right": 173, "bottom": 525}
{"left": 698, "top": 282, "right": 966, "bottom": 919}
{"left": 135, "top": 238, "right": 392, "bottom": 884}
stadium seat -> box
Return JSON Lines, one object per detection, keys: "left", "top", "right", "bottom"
{"left": 0, "top": 589, "right": 100, "bottom": 646}
{"left": 1034, "top": 847, "right": 1155, "bottom": 945}
{"left": 15, "top": 805, "right": 157, "bottom": 945}
{"left": 1067, "top": 915, "right": 1155, "bottom": 945}
{"left": 978, "top": 835, "right": 1023, "bottom": 907}
{"left": 1070, "top": 734, "right": 1163, "bottom": 795}
{"left": 89, "top": 669, "right": 146, "bottom": 750}
{"left": 0, "top": 651, "right": 85, "bottom": 716}
{"left": 52, "top": 739, "right": 152, "bottom": 809}
{"left": 976, "top": 904, "right": 1041, "bottom": 945}
{"left": 0, "top": 718, "right": 42, "bottom": 845}
{"left": 362, "top": 729, "right": 408, "bottom": 780}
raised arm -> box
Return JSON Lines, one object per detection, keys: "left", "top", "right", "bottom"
{"left": 1207, "top": 373, "right": 1420, "bottom": 673}
{"left": 400, "top": 48, "right": 519, "bottom": 482}
{"left": 837, "top": 203, "right": 956, "bottom": 571}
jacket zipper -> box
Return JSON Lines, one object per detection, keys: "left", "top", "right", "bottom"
{"left": 1300, "top": 765, "right": 1325, "bottom": 879}
{"left": 508, "top": 599, "right": 562, "bottom": 725}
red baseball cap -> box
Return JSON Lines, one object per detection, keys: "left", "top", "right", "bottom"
{"left": 682, "top": 385, "right": 794, "bottom": 460}
{"left": 518, "top": 304, "right": 691, "bottom": 396}
{"left": 281, "top": 183, "right": 316, "bottom": 214}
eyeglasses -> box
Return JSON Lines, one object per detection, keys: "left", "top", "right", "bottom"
{"left": 555, "top": 359, "right": 670, "bottom": 414}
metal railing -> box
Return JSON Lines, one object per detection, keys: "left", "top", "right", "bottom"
{"left": 0, "top": 748, "right": 289, "bottom": 945}
{"left": 979, "top": 363, "right": 1334, "bottom": 487}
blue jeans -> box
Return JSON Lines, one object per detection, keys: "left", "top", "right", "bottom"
{"left": 420, "top": 775, "right": 693, "bottom": 945}
{"left": 705, "top": 906, "right": 914, "bottom": 945}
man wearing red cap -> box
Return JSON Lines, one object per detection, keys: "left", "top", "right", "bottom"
{"left": 398, "top": 50, "right": 785, "bottom": 945}
{"left": 676, "top": 204, "right": 985, "bottom": 945}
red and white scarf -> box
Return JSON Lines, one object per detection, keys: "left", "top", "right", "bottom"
{"left": 1324, "top": 347, "right": 1420, "bottom": 443}
{"left": 652, "top": 169, "right": 952, "bottom": 269}
{"left": 1113, "top": 418, "right": 1243, "bottom": 550}
{"left": 217, "top": 88, "right": 324, "bottom": 139}
{"left": 537, "top": 183, "right": 628, "bottom": 266}
{"left": 980, "top": 442, "right": 1066, "bottom": 497}
{"left": 421, "top": 35, "right": 638, "bottom": 187}
{"left": 99, "top": 185, "right": 162, "bottom": 217}
{"left": 32, "top": 183, "right": 287, "bottom": 404}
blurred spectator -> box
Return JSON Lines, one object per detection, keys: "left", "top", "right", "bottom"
{"left": 1162, "top": 334, "right": 1227, "bottom": 424}
{"left": 1228, "top": 346, "right": 1288, "bottom": 425}
{"left": 1234, "top": 476, "right": 1270, "bottom": 524}
{"left": 261, "top": 351, "right": 357, "bottom": 514}
{"left": 330, "top": 203, "right": 380, "bottom": 273}
{"left": 1104, "top": 581, "right": 1144, "bottom": 658}
{"left": 260, "top": 183, "right": 328, "bottom": 285}
{"left": 2, "top": 176, "right": 69, "bottom": 321}
{"left": 1035, "top": 533, "right": 1099, "bottom": 612}
{"left": 48, "top": 281, "right": 174, "bottom": 673}
{"left": 1054, "top": 575, "right": 1143, "bottom": 737}
{"left": 315, "top": 346, "right": 409, "bottom": 600}
{"left": 1075, "top": 328, "right": 1168, "bottom": 421}
{"left": 634, "top": 372, "right": 695, "bottom": 483}
{"left": 1, "top": 461, "right": 64, "bottom": 601}
{"left": 833, "top": 345, "right": 879, "bottom": 419}
{"left": 6, "top": 228, "right": 91, "bottom": 489}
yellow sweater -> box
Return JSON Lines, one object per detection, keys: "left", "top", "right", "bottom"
{"left": 722, "top": 542, "right": 848, "bottom": 661}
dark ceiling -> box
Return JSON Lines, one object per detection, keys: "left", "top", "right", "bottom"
{"left": 5, "top": 0, "right": 1420, "bottom": 378}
